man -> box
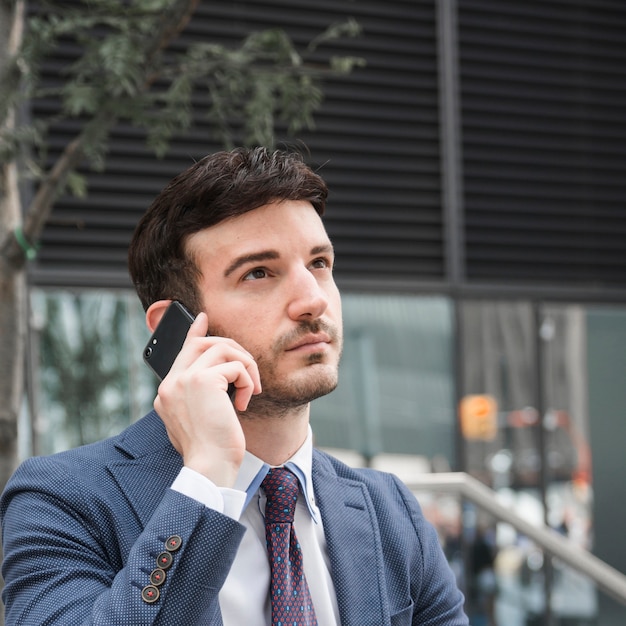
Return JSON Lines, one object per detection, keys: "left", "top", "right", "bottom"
{"left": 1, "top": 147, "right": 469, "bottom": 624}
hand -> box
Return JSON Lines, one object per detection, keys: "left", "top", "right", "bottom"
{"left": 153, "top": 312, "right": 262, "bottom": 487}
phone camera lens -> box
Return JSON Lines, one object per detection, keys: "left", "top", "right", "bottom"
{"left": 144, "top": 346, "right": 153, "bottom": 359}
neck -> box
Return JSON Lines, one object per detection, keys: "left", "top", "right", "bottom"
{"left": 240, "top": 403, "right": 310, "bottom": 466}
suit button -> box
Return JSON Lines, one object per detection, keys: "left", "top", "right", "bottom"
{"left": 141, "top": 585, "right": 160, "bottom": 603}
{"left": 150, "top": 568, "right": 167, "bottom": 586}
{"left": 156, "top": 551, "right": 173, "bottom": 570}
{"left": 165, "top": 535, "right": 182, "bottom": 552}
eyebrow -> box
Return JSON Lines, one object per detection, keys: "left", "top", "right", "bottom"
{"left": 224, "top": 251, "right": 280, "bottom": 277}
{"left": 312, "top": 243, "right": 335, "bottom": 257}
{"left": 223, "top": 244, "right": 334, "bottom": 278}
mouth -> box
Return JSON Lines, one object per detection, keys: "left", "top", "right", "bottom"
{"left": 285, "top": 333, "right": 332, "bottom": 352}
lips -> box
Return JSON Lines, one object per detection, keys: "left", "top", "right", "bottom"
{"left": 286, "top": 333, "right": 331, "bottom": 351}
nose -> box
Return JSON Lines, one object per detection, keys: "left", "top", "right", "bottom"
{"left": 286, "top": 267, "right": 329, "bottom": 321}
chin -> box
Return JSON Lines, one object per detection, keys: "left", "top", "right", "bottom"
{"left": 290, "top": 365, "right": 339, "bottom": 401}
{"left": 258, "top": 365, "right": 339, "bottom": 408}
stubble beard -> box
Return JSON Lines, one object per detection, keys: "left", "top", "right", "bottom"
{"left": 244, "top": 356, "right": 340, "bottom": 418}
{"left": 222, "top": 318, "right": 343, "bottom": 420}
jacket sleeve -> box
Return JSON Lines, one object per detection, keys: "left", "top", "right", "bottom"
{"left": 1, "top": 456, "right": 246, "bottom": 625}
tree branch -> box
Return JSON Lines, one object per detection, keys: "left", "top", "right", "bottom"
{"left": 11, "top": 0, "right": 201, "bottom": 260}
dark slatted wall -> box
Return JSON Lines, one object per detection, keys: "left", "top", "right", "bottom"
{"left": 30, "top": 0, "right": 443, "bottom": 290}
{"left": 27, "top": 0, "right": 626, "bottom": 297}
{"left": 459, "top": 0, "right": 626, "bottom": 288}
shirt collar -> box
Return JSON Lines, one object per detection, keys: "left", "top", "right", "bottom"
{"left": 234, "top": 425, "right": 319, "bottom": 523}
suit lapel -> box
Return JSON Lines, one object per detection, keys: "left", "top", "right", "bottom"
{"left": 106, "top": 411, "right": 183, "bottom": 528}
{"left": 312, "top": 452, "right": 391, "bottom": 626}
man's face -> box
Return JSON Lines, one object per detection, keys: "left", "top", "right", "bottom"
{"left": 185, "top": 200, "right": 343, "bottom": 411}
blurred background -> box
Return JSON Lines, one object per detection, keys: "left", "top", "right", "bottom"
{"left": 4, "top": 1, "right": 626, "bottom": 624}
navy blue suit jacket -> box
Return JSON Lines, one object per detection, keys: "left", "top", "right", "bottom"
{"left": 1, "top": 411, "right": 468, "bottom": 625}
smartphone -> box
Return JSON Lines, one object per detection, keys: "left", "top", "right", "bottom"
{"left": 143, "top": 301, "right": 236, "bottom": 401}
{"left": 143, "top": 301, "right": 196, "bottom": 380}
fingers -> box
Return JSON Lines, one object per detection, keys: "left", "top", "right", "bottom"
{"left": 152, "top": 314, "right": 260, "bottom": 484}
{"left": 165, "top": 312, "right": 262, "bottom": 406}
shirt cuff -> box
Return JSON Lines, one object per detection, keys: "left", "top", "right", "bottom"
{"left": 170, "top": 466, "right": 246, "bottom": 520}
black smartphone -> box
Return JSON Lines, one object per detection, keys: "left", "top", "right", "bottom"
{"left": 143, "top": 301, "right": 236, "bottom": 400}
{"left": 143, "top": 301, "right": 195, "bottom": 381}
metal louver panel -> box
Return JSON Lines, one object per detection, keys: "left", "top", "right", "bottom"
{"left": 459, "top": 0, "right": 626, "bottom": 288}
{"left": 29, "top": 0, "right": 443, "bottom": 290}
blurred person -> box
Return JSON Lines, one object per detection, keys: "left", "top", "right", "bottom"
{"left": 470, "top": 524, "right": 498, "bottom": 626}
{"left": 1, "top": 147, "right": 468, "bottom": 625}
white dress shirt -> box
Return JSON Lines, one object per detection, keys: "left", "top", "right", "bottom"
{"left": 171, "top": 427, "right": 341, "bottom": 626}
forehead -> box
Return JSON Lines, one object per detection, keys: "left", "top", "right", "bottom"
{"left": 185, "top": 200, "right": 331, "bottom": 268}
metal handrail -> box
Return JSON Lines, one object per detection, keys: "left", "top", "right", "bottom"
{"left": 406, "top": 472, "right": 626, "bottom": 607}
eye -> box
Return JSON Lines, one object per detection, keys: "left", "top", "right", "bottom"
{"left": 311, "top": 257, "right": 332, "bottom": 270}
{"left": 242, "top": 267, "right": 268, "bottom": 281}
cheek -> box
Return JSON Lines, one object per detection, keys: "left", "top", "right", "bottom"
{"left": 209, "top": 311, "right": 271, "bottom": 353}
{"left": 329, "top": 289, "right": 343, "bottom": 323}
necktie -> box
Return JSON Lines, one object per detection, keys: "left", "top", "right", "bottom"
{"left": 261, "top": 467, "right": 318, "bottom": 626}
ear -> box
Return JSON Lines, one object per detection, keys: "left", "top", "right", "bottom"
{"left": 146, "top": 299, "right": 172, "bottom": 333}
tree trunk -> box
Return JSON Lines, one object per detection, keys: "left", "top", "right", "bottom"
{"left": 0, "top": 249, "right": 26, "bottom": 485}
{"left": 1, "top": 4, "right": 27, "bottom": 622}
{"left": 1, "top": 0, "right": 27, "bottom": 481}
{"left": 0, "top": 246, "right": 23, "bottom": 626}
{"left": 0, "top": 208, "right": 25, "bottom": 626}
{"left": 0, "top": 162, "right": 27, "bottom": 499}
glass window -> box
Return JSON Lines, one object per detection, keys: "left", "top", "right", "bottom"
{"left": 586, "top": 305, "right": 626, "bottom": 623}
{"left": 459, "top": 300, "right": 538, "bottom": 487}
{"left": 27, "top": 288, "right": 154, "bottom": 456}
{"left": 458, "top": 299, "right": 602, "bottom": 626}
{"left": 26, "top": 290, "right": 458, "bottom": 471}
{"left": 311, "top": 293, "right": 457, "bottom": 467}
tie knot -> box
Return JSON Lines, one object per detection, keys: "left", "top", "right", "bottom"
{"left": 261, "top": 467, "right": 299, "bottom": 524}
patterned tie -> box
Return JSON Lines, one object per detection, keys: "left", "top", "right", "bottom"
{"left": 261, "top": 467, "right": 318, "bottom": 626}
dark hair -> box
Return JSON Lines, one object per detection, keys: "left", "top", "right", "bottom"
{"left": 128, "top": 147, "right": 328, "bottom": 312}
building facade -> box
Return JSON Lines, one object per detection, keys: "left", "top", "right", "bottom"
{"left": 22, "top": 1, "right": 626, "bottom": 624}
